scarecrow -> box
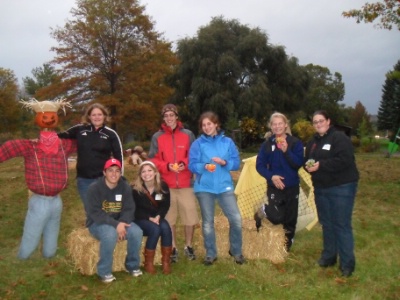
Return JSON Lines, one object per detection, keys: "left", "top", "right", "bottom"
{"left": 0, "top": 98, "right": 77, "bottom": 259}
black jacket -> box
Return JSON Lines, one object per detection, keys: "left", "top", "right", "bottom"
{"left": 132, "top": 182, "right": 170, "bottom": 220}
{"left": 305, "top": 127, "right": 359, "bottom": 188}
{"left": 58, "top": 124, "right": 123, "bottom": 178}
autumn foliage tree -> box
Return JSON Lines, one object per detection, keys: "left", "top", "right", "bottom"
{"left": 348, "top": 101, "right": 373, "bottom": 137}
{"left": 342, "top": 0, "right": 400, "bottom": 30}
{"left": 292, "top": 119, "right": 315, "bottom": 144}
{"left": 40, "top": 0, "right": 178, "bottom": 139}
{"left": 0, "top": 68, "right": 23, "bottom": 134}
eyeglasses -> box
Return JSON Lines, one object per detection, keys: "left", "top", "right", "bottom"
{"left": 163, "top": 113, "right": 176, "bottom": 119}
{"left": 313, "top": 119, "right": 326, "bottom": 125}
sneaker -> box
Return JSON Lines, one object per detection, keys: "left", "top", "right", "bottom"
{"left": 100, "top": 274, "right": 116, "bottom": 283}
{"left": 341, "top": 269, "right": 353, "bottom": 277}
{"left": 170, "top": 247, "right": 178, "bottom": 263}
{"left": 128, "top": 269, "right": 143, "bottom": 277}
{"left": 317, "top": 258, "right": 337, "bottom": 268}
{"left": 184, "top": 246, "right": 196, "bottom": 260}
{"left": 203, "top": 256, "right": 217, "bottom": 266}
{"left": 285, "top": 238, "right": 294, "bottom": 252}
{"left": 229, "top": 250, "right": 246, "bottom": 265}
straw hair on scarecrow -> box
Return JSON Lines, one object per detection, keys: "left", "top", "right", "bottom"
{"left": 19, "top": 98, "right": 71, "bottom": 114}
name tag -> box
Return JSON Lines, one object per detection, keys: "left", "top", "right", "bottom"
{"left": 322, "top": 144, "right": 331, "bottom": 150}
{"left": 155, "top": 194, "right": 163, "bottom": 200}
{"left": 115, "top": 194, "right": 122, "bottom": 201}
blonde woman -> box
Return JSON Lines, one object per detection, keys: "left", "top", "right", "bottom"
{"left": 255, "top": 112, "right": 304, "bottom": 251}
{"left": 132, "top": 161, "right": 172, "bottom": 274}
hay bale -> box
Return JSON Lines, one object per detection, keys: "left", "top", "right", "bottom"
{"left": 195, "top": 215, "right": 288, "bottom": 264}
{"left": 67, "top": 228, "right": 161, "bottom": 275}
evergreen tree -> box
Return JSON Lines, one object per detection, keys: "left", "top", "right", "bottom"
{"left": 377, "top": 60, "right": 400, "bottom": 135}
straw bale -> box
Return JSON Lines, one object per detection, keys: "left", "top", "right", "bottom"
{"left": 67, "top": 228, "right": 161, "bottom": 275}
{"left": 195, "top": 215, "right": 288, "bottom": 264}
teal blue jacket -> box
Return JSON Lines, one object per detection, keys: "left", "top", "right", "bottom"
{"left": 189, "top": 131, "right": 240, "bottom": 194}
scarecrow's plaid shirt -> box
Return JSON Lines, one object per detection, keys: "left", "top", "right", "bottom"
{"left": 0, "top": 138, "right": 77, "bottom": 196}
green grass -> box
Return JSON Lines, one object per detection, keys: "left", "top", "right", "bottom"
{"left": 0, "top": 154, "right": 399, "bottom": 300}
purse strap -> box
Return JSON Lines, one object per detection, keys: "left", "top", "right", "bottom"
{"left": 145, "top": 190, "right": 159, "bottom": 208}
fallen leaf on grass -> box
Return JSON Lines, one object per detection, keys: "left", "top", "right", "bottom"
{"left": 81, "top": 285, "right": 89, "bottom": 291}
{"left": 335, "top": 277, "right": 347, "bottom": 284}
{"left": 228, "top": 274, "right": 236, "bottom": 279}
{"left": 6, "top": 289, "right": 14, "bottom": 296}
{"left": 273, "top": 264, "right": 286, "bottom": 273}
{"left": 48, "top": 261, "right": 59, "bottom": 267}
{"left": 44, "top": 270, "right": 57, "bottom": 277}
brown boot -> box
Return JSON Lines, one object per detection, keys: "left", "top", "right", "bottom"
{"left": 161, "top": 246, "right": 172, "bottom": 275}
{"left": 143, "top": 248, "right": 156, "bottom": 274}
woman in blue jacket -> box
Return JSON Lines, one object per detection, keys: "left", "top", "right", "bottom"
{"left": 189, "top": 111, "right": 245, "bottom": 266}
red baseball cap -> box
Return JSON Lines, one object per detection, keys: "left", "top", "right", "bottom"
{"left": 104, "top": 158, "right": 122, "bottom": 170}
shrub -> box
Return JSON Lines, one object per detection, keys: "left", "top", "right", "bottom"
{"left": 359, "top": 140, "right": 380, "bottom": 153}
{"left": 351, "top": 136, "right": 361, "bottom": 148}
{"left": 292, "top": 119, "right": 315, "bottom": 143}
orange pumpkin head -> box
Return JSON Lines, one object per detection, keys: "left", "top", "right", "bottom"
{"left": 35, "top": 111, "right": 59, "bottom": 129}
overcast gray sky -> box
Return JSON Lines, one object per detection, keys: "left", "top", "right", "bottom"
{"left": 1, "top": 0, "right": 399, "bottom": 115}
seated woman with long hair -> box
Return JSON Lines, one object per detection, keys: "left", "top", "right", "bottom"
{"left": 131, "top": 161, "right": 172, "bottom": 274}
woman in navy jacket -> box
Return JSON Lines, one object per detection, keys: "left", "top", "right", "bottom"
{"left": 256, "top": 112, "right": 304, "bottom": 251}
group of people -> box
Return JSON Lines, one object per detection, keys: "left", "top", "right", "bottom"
{"left": 65, "top": 103, "right": 246, "bottom": 283}
{"left": 255, "top": 110, "right": 359, "bottom": 278}
{"left": 2, "top": 99, "right": 359, "bottom": 282}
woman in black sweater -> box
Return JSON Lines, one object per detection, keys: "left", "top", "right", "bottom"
{"left": 132, "top": 161, "right": 172, "bottom": 275}
{"left": 305, "top": 110, "right": 359, "bottom": 277}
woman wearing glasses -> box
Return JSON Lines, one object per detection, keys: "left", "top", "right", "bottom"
{"left": 305, "top": 110, "right": 359, "bottom": 277}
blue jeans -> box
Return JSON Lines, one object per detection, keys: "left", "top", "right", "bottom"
{"left": 18, "top": 193, "right": 62, "bottom": 259}
{"left": 196, "top": 191, "right": 243, "bottom": 258}
{"left": 77, "top": 177, "right": 97, "bottom": 210}
{"left": 135, "top": 219, "right": 172, "bottom": 249}
{"left": 314, "top": 182, "right": 358, "bottom": 272}
{"left": 89, "top": 222, "right": 143, "bottom": 277}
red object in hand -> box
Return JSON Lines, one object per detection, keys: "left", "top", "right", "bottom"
{"left": 276, "top": 136, "right": 284, "bottom": 149}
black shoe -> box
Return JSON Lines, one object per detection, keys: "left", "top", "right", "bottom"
{"left": 203, "top": 256, "right": 217, "bottom": 266}
{"left": 318, "top": 258, "right": 336, "bottom": 268}
{"left": 285, "top": 238, "right": 294, "bottom": 252}
{"left": 184, "top": 246, "right": 196, "bottom": 260}
{"left": 341, "top": 269, "right": 353, "bottom": 277}
{"left": 170, "top": 247, "right": 178, "bottom": 263}
{"left": 254, "top": 212, "right": 262, "bottom": 232}
{"left": 229, "top": 250, "right": 246, "bottom": 265}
